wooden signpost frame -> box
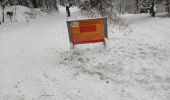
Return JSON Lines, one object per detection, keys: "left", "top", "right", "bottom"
{"left": 66, "top": 17, "right": 108, "bottom": 49}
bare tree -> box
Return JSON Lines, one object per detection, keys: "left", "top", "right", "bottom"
{"left": 31, "top": 0, "right": 37, "bottom": 8}
{"left": 1, "top": 0, "right": 8, "bottom": 23}
{"left": 166, "top": 0, "right": 170, "bottom": 16}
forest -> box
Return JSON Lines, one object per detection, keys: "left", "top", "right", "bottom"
{"left": 1, "top": 0, "right": 170, "bottom": 24}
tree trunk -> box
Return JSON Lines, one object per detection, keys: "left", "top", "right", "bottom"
{"left": 119, "top": 2, "right": 122, "bottom": 13}
{"left": 8, "top": 0, "right": 13, "bottom": 6}
{"left": 167, "top": 0, "right": 170, "bottom": 16}
{"left": 52, "top": 0, "right": 58, "bottom": 11}
{"left": 45, "top": 0, "right": 49, "bottom": 9}
{"left": 18, "top": 0, "right": 22, "bottom": 5}
{"left": 77, "top": 0, "right": 81, "bottom": 7}
{"left": 2, "top": 5, "right": 5, "bottom": 23}
{"left": 151, "top": 0, "right": 155, "bottom": 17}
{"left": 32, "top": 0, "right": 38, "bottom": 8}
{"left": 37, "top": 0, "right": 43, "bottom": 8}
{"left": 125, "top": 0, "right": 128, "bottom": 13}
{"left": 136, "top": 0, "right": 138, "bottom": 13}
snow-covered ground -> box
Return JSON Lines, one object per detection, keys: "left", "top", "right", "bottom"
{"left": 0, "top": 6, "right": 170, "bottom": 100}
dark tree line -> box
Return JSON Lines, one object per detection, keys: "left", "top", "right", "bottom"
{"left": 136, "top": 0, "right": 170, "bottom": 16}
{"left": 79, "top": 0, "right": 170, "bottom": 17}
{"left": 0, "top": 0, "right": 60, "bottom": 10}
{"left": 0, "top": 0, "right": 61, "bottom": 24}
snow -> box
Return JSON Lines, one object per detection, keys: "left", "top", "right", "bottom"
{"left": 0, "top": 6, "right": 45, "bottom": 24}
{"left": 0, "top": 6, "right": 170, "bottom": 100}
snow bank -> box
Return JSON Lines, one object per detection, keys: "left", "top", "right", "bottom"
{"left": 0, "top": 5, "right": 46, "bottom": 25}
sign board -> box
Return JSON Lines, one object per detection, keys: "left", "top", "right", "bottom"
{"left": 67, "top": 18, "right": 108, "bottom": 47}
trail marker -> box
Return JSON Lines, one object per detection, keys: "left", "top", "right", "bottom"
{"left": 66, "top": 17, "right": 108, "bottom": 49}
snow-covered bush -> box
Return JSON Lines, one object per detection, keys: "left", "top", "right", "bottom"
{"left": 80, "top": 0, "right": 131, "bottom": 38}
{"left": 79, "top": 0, "right": 125, "bottom": 25}
{"left": 80, "top": 0, "right": 119, "bottom": 18}
{"left": 0, "top": 5, "right": 45, "bottom": 24}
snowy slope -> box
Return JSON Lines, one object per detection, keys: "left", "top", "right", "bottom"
{"left": 0, "top": 6, "right": 170, "bottom": 100}
{"left": 0, "top": 6, "right": 45, "bottom": 24}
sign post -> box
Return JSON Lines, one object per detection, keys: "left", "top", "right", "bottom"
{"left": 67, "top": 17, "right": 108, "bottom": 49}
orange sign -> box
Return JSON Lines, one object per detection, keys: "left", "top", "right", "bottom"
{"left": 67, "top": 18, "right": 108, "bottom": 45}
